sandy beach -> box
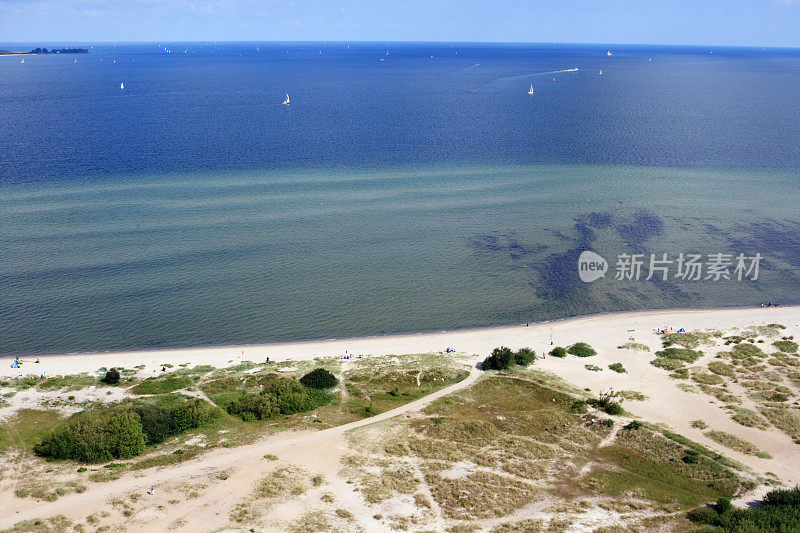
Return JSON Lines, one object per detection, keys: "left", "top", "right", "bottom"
{"left": 2, "top": 305, "right": 799, "bottom": 531}
{"left": 5, "top": 305, "right": 795, "bottom": 380}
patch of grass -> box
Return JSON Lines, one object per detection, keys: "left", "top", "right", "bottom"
{"left": 773, "top": 340, "right": 799, "bottom": 353}
{"left": 729, "top": 407, "right": 769, "bottom": 430}
{"left": 618, "top": 390, "right": 647, "bottom": 401}
{"left": 691, "top": 420, "right": 708, "bottom": 429}
{"left": 568, "top": 343, "right": 597, "bottom": 358}
{"left": 608, "top": 363, "right": 626, "bottom": 374}
{"left": 618, "top": 342, "right": 650, "bottom": 351}
{"left": 705, "top": 430, "right": 772, "bottom": 458}
{"left": 4, "top": 515, "right": 73, "bottom": 532}
{"left": 691, "top": 371, "right": 725, "bottom": 386}
{"left": 707, "top": 361, "right": 736, "bottom": 379}
{"left": 131, "top": 375, "right": 194, "bottom": 395}
{"left": 288, "top": 510, "right": 331, "bottom": 532}
{"left": 36, "top": 374, "right": 98, "bottom": 391}
{"left": 254, "top": 466, "right": 308, "bottom": 499}
{"left": 425, "top": 468, "right": 537, "bottom": 520}
{"left": 759, "top": 407, "right": 800, "bottom": 442}
{"left": 663, "top": 332, "right": 704, "bottom": 349}
{"left": 651, "top": 347, "right": 703, "bottom": 371}
{"left": 0, "top": 409, "right": 64, "bottom": 453}
{"left": 586, "top": 426, "right": 741, "bottom": 507}
{"left": 584, "top": 364, "right": 602, "bottom": 372}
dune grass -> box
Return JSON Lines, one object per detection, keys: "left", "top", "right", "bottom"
{"left": 704, "top": 430, "right": 772, "bottom": 459}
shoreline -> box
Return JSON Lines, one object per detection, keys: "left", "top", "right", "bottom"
{"left": 4, "top": 304, "right": 796, "bottom": 378}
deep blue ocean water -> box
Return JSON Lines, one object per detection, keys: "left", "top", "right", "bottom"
{"left": 1, "top": 42, "right": 799, "bottom": 355}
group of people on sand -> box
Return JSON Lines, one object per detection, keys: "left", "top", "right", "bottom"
{"left": 657, "top": 327, "right": 685, "bottom": 334}
{"left": 444, "top": 347, "right": 456, "bottom": 353}
{"left": 761, "top": 302, "right": 779, "bottom": 307}
{"left": 10, "top": 355, "right": 40, "bottom": 369}
{"left": 339, "top": 351, "right": 363, "bottom": 360}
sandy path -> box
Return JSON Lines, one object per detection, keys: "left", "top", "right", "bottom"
{"left": 0, "top": 364, "right": 482, "bottom": 530}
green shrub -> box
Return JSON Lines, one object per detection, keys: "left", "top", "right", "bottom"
{"left": 482, "top": 347, "right": 536, "bottom": 370}
{"left": 587, "top": 389, "right": 625, "bottom": 416}
{"left": 482, "top": 347, "right": 514, "bottom": 370}
{"left": 299, "top": 368, "right": 339, "bottom": 389}
{"left": 568, "top": 343, "right": 597, "bottom": 357}
{"left": 227, "top": 375, "right": 330, "bottom": 421}
{"left": 686, "top": 486, "right": 800, "bottom": 530}
{"left": 608, "top": 363, "right": 626, "bottom": 373}
{"left": 624, "top": 421, "right": 643, "bottom": 430}
{"left": 716, "top": 497, "right": 732, "bottom": 513}
{"left": 34, "top": 410, "right": 146, "bottom": 463}
{"left": 101, "top": 368, "right": 120, "bottom": 385}
{"left": 687, "top": 505, "right": 718, "bottom": 524}
{"left": 514, "top": 348, "right": 536, "bottom": 366}
{"left": 33, "top": 397, "right": 220, "bottom": 462}
{"left": 133, "top": 398, "right": 221, "bottom": 445}
{"left": 550, "top": 347, "right": 567, "bottom": 358}
{"left": 570, "top": 400, "right": 588, "bottom": 413}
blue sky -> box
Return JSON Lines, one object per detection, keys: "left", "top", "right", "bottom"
{"left": 1, "top": 0, "right": 799, "bottom": 46}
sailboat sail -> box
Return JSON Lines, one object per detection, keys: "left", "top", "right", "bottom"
{"left": 282, "top": 92, "right": 290, "bottom": 105}
{"left": 528, "top": 84, "right": 534, "bottom": 95}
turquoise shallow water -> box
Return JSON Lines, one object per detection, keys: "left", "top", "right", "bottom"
{"left": 1, "top": 42, "right": 799, "bottom": 354}
{"left": 2, "top": 163, "right": 799, "bottom": 355}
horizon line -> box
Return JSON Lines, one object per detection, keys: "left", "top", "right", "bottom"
{"left": 1, "top": 39, "right": 798, "bottom": 50}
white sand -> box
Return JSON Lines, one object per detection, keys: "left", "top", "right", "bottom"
{"left": 2, "top": 305, "right": 799, "bottom": 531}
{"left": 4, "top": 305, "right": 796, "bottom": 380}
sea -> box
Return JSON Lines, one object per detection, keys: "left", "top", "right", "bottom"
{"left": 1, "top": 42, "right": 799, "bottom": 355}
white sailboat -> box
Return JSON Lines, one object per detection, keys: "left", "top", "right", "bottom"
{"left": 606, "top": 50, "right": 612, "bottom": 56}
{"left": 74, "top": 58, "right": 77, "bottom": 64}
{"left": 120, "top": 82, "right": 124, "bottom": 90}
{"left": 282, "top": 92, "right": 290, "bottom": 105}
{"left": 598, "top": 69, "right": 603, "bottom": 75}
{"left": 528, "top": 84, "right": 534, "bottom": 95}
{"left": 20, "top": 59, "right": 24, "bottom": 64}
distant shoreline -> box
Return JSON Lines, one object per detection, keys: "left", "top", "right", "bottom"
{"left": 0, "top": 47, "right": 88, "bottom": 56}
{"left": 3, "top": 304, "right": 796, "bottom": 378}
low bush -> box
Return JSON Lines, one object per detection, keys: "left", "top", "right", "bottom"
{"left": 687, "top": 486, "right": 800, "bottom": 531}
{"left": 34, "top": 410, "right": 146, "bottom": 463}
{"left": 101, "top": 368, "right": 121, "bottom": 385}
{"left": 588, "top": 390, "right": 624, "bottom": 416}
{"left": 227, "top": 375, "right": 330, "bottom": 421}
{"left": 33, "top": 397, "right": 221, "bottom": 462}
{"left": 482, "top": 346, "right": 536, "bottom": 370}
{"left": 567, "top": 343, "right": 597, "bottom": 358}
{"left": 299, "top": 368, "right": 339, "bottom": 390}
{"left": 608, "top": 363, "right": 626, "bottom": 373}
{"left": 570, "top": 400, "right": 588, "bottom": 413}
{"left": 514, "top": 348, "right": 536, "bottom": 366}
{"left": 550, "top": 347, "right": 567, "bottom": 358}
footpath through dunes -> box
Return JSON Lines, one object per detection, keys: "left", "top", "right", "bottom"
{"left": 0, "top": 364, "right": 483, "bottom": 531}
